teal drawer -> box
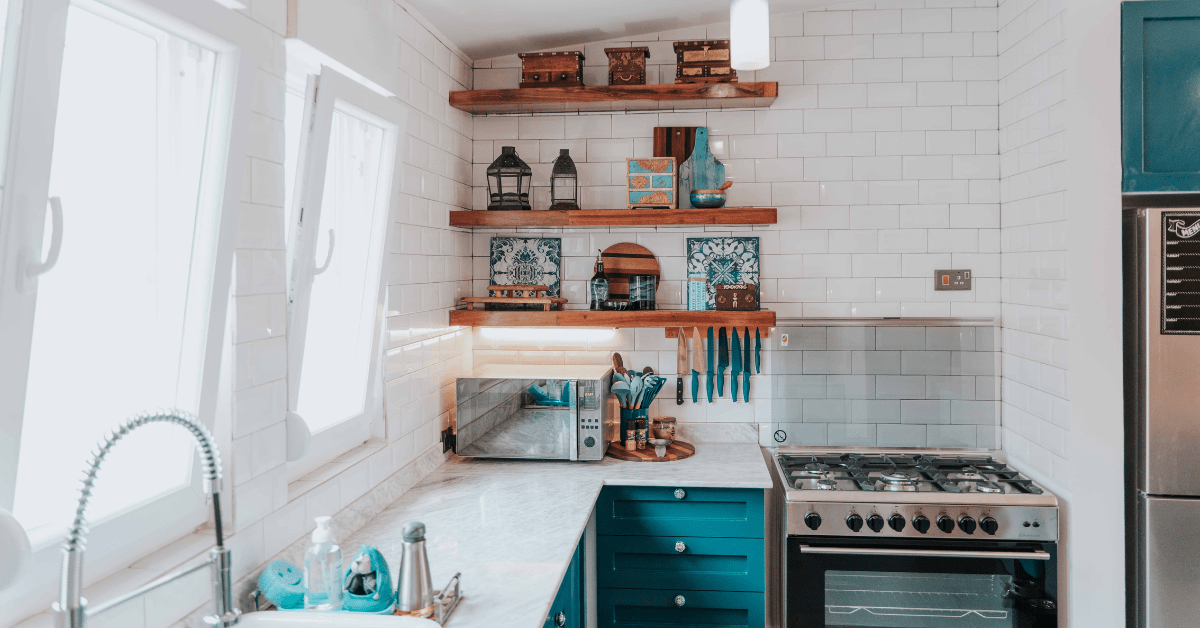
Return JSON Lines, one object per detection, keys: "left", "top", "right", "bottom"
{"left": 596, "top": 486, "right": 764, "bottom": 539}
{"left": 598, "top": 588, "right": 763, "bottom": 628}
{"left": 597, "top": 535, "right": 763, "bottom": 592}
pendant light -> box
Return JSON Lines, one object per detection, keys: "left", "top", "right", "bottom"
{"left": 730, "top": 0, "right": 770, "bottom": 71}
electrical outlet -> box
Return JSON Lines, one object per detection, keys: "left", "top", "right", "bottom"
{"left": 441, "top": 427, "right": 455, "bottom": 453}
{"left": 780, "top": 333, "right": 789, "bottom": 347}
{"left": 934, "top": 269, "right": 972, "bottom": 291}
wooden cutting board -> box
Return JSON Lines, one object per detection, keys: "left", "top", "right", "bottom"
{"left": 606, "top": 440, "right": 695, "bottom": 462}
{"left": 600, "top": 243, "right": 660, "bottom": 302}
{"left": 653, "top": 127, "right": 698, "bottom": 169}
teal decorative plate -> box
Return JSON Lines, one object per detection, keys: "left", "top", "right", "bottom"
{"left": 686, "top": 237, "right": 759, "bottom": 310}
{"left": 489, "top": 237, "right": 562, "bottom": 309}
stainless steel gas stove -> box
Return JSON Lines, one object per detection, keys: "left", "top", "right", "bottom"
{"left": 773, "top": 449, "right": 1059, "bottom": 628}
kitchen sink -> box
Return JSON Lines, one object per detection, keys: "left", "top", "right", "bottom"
{"left": 237, "top": 611, "right": 440, "bottom": 626}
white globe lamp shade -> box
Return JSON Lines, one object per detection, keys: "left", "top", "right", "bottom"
{"left": 730, "top": 0, "right": 770, "bottom": 71}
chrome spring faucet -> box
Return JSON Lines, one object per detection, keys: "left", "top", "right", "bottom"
{"left": 52, "top": 410, "right": 240, "bottom": 628}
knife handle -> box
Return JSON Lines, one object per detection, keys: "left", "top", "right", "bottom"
{"left": 676, "top": 376, "right": 683, "bottom": 404}
{"left": 743, "top": 371, "right": 751, "bottom": 403}
{"left": 692, "top": 372, "right": 699, "bottom": 403}
{"left": 706, "top": 373, "right": 714, "bottom": 403}
{"left": 731, "top": 375, "right": 739, "bottom": 403}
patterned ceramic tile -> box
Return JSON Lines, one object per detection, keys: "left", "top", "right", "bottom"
{"left": 489, "top": 237, "right": 562, "bottom": 304}
{"left": 686, "top": 237, "right": 760, "bottom": 310}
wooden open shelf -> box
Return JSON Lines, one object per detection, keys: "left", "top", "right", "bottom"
{"left": 449, "top": 207, "right": 776, "bottom": 228}
{"left": 449, "top": 82, "right": 778, "bottom": 114}
{"left": 448, "top": 309, "right": 776, "bottom": 332}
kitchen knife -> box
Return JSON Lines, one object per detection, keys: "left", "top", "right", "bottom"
{"left": 755, "top": 328, "right": 761, "bottom": 374}
{"left": 717, "top": 327, "right": 728, "bottom": 397}
{"left": 706, "top": 326, "right": 714, "bottom": 402}
{"left": 731, "top": 327, "right": 742, "bottom": 402}
{"left": 676, "top": 328, "right": 686, "bottom": 405}
{"left": 691, "top": 327, "right": 702, "bottom": 403}
{"left": 743, "top": 327, "right": 752, "bottom": 403}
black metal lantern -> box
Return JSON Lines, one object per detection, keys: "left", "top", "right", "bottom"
{"left": 486, "top": 146, "right": 532, "bottom": 210}
{"left": 549, "top": 148, "right": 580, "bottom": 211}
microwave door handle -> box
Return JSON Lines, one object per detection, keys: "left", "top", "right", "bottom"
{"left": 568, "top": 379, "right": 578, "bottom": 461}
{"left": 797, "top": 546, "right": 1051, "bottom": 561}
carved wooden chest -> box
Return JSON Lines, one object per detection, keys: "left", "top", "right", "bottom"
{"left": 605, "top": 46, "right": 651, "bottom": 85}
{"left": 518, "top": 51, "right": 585, "bottom": 88}
{"left": 627, "top": 158, "right": 677, "bottom": 209}
{"left": 673, "top": 40, "right": 737, "bottom": 84}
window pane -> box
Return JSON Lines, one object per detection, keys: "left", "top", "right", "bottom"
{"left": 283, "top": 89, "right": 303, "bottom": 243}
{"left": 13, "top": 5, "right": 218, "bottom": 537}
{"left": 295, "top": 108, "right": 386, "bottom": 433}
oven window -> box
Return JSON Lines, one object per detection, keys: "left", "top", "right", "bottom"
{"left": 827, "top": 571, "right": 1015, "bottom": 626}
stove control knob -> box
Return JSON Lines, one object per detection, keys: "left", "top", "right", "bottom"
{"left": 980, "top": 516, "right": 999, "bottom": 535}
{"left": 845, "top": 514, "right": 864, "bottom": 532}
{"left": 888, "top": 514, "right": 906, "bottom": 532}
{"left": 912, "top": 515, "right": 930, "bottom": 534}
{"left": 867, "top": 514, "right": 884, "bottom": 533}
{"left": 958, "top": 516, "right": 977, "bottom": 535}
{"left": 804, "top": 512, "right": 822, "bottom": 530}
{"left": 937, "top": 516, "right": 956, "bottom": 534}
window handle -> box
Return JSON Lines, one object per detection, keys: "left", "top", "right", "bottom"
{"left": 312, "top": 228, "right": 335, "bottom": 275}
{"left": 19, "top": 197, "right": 63, "bottom": 293}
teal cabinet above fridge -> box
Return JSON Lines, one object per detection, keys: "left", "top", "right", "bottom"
{"left": 1123, "top": 1, "right": 1200, "bottom": 193}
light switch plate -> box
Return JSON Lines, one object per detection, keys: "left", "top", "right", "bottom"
{"left": 934, "top": 269, "right": 972, "bottom": 291}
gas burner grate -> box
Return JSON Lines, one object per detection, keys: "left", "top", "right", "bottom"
{"left": 777, "top": 452, "right": 1044, "bottom": 494}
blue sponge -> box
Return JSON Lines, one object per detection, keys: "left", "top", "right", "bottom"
{"left": 258, "top": 560, "right": 305, "bottom": 610}
{"left": 342, "top": 545, "right": 394, "bottom": 613}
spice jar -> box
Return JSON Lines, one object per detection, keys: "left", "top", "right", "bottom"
{"left": 635, "top": 419, "right": 648, "bottom": 450}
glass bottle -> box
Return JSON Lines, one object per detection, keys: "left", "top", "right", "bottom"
{"left": 590, "top": 250, "right": 609, "bottom": 310}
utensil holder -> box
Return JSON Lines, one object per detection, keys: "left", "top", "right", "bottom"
{"left": 620, "top": 408, "right": 648, "bottom": 434}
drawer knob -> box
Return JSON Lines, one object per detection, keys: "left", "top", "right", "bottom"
{"left": 554, "top": 611, "right": 566, "bottom": 627}
{"left": 675, "top": 595, "right": 686, "bottom": 607}
{"left": 674, "top": 488, "right": 687, "bottom": 500}
{"left": 675, "top": 541, "right": 686, "bottom": 553}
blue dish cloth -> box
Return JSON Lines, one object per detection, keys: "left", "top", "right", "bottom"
{"left": 341, "top": 545, "right": 394, "bottom": 613}
{"left": 258, "top": 560, "right": 305, "bottom": 610}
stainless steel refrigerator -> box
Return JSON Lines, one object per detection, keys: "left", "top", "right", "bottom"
{"left": 1124, "top": 207, "right": 1200, "bottom": 628}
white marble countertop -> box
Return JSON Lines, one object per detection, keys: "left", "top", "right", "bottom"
{"left": 342, "top": 443, "right": 772, "bottom": 628}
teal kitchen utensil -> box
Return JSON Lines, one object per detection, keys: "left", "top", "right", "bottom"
{"left": 743, "top": 327, "right": 752, "bottom": 403}
{"left": 691, "top": 327, "right": 702, "bottom": 404}
{"left": 706, "top": 327, "right": 715, "bottom": 402}
{"left": 731, "top": 327, "right": 742, "bottom": 402}
{"left": 717, "top": 327, "right": 729, "bottom": 397}
{"left": 611, "top": 380, "right": 631, "bottom": 407}
{"left": 755, "top": 328, "right": 761, "bottom": 373}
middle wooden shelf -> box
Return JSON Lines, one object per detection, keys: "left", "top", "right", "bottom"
{"left": 449, "top": 309, "right": 776, "bottom": 332}
{"left": 449, "top": 207, "right": 777, "bottom": 228}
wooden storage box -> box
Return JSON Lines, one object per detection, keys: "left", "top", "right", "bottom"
{"left": 714, "top": 283, "right": 759, "bottom": 311}
{"left": 673, "top": 40, "right": 737, "bottom": 84}
{"left": 604, "top": 46, "right": 651, "bottom": 85}
{"left": 518, "top": 51, "right": 584, "bottom": 88}
{"left": 627, "top": 158, "right": 676, "bottom": 209}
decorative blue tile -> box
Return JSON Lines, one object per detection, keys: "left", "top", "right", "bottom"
{"left": 489, "top": 238, "right": 561, "bottom": 307}
{"left": 686, "top": 237, "right": 760, "bottom": 310}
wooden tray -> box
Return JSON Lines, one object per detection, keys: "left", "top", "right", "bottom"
{"left": 606, "top": 440, "right": 695, "bottom": 462}
{"left": 600, "top": 243, "right": 660, "bottom": 302}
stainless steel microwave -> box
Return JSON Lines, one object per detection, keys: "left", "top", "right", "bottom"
{"left": 453, "top": 364, "right": 617, "bottom": 460}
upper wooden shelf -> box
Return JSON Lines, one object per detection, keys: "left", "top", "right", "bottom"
{"left": 449, "top": 309, "right": 776, "bottom": 331}
{"left": 449, "top": 207, "right": 777, "bottom": 228}
{"left": 449, "top": 82, "right": 779, "bottom": 114}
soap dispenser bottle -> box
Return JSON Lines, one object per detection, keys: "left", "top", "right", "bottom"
{"left": 303, "top": 516, "right": 343, "bottom": 610}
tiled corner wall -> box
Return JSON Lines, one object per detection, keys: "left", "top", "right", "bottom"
{"left": 467, "top": 0, "right": 1004, "bottom": 444}
{"left": 11, "top": 1, "right": 475, "bottom": 627}
{"left": 996, "top": 0, "right": 1068, "bottom": 489}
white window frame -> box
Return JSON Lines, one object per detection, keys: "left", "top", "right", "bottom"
{"left": 284, "top": 66, "right": 405, "bottom": 481}
{"left": 0, "top": 0, "right": 256, "bottom": 619}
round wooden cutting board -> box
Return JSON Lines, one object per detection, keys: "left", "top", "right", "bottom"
{"left": 599, "top": 243, "right": 661, "bottom": 302}
{"left": 606, "top": 440, "right": 695, "bottom": 462}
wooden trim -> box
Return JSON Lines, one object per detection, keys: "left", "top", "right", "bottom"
{"left": 448, "top": 207, "right": 777, "bottom": 228}
{"left": 448, "top": 309, "right": 776, "bottom": 330}
{"left": 449, "top": 82, "right": 778, "bottom": 114}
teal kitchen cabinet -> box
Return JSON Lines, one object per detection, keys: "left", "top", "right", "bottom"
{"left": 545, "top": 538, "right": 583, "bottom": 628}
{"left": 597, "top": 486, "right": 765, "bottom": 627}
{"left": 1122, "top": 1, "right": 1200, "bottom": 192}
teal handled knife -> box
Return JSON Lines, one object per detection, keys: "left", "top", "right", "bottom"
{"left": 691, "top": 327, "right": 702, "bottom": 403}
{"left": 717, "top": 327, "right": 729, "bottom": 397}
{"left": 706, "top": 326, "right": 714, "bottom": 402}
{"left": 755, "top": 328, "right": 762, "bottom": 374}
{"left": 743, "top": 327, "right": 752, "bottom": 403}
{"left": 731, "top": 327, "right": 742, "bottom": 402}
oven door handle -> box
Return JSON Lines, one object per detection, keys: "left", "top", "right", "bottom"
{"left": 797, "top": 545, "right": 1051, "bottom": 561}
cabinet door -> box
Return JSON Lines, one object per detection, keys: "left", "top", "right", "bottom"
{"left": 596, "top": 486, "right": 764, "bottom": 539}
{"left": 546, "top": 539, "right": 584, "bottom": 628}
{"left": 597, "top": 588, "right": 764, "bottom": 628}
{"left": 1122, "top": 1, "right": 1200, "bottom": 192}
{"left": 596, "top": 535, "right": 765, "bottom": 592}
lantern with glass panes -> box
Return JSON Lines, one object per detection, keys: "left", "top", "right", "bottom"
{"left": 549, "top": 149, "right": 580, "bottom": 211}
{"left": 486, "top": 146, "right": 532, "bottom": 210}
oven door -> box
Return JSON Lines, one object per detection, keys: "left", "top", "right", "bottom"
{"left": 788, "top": 537, "right": 1058, "bottom": 628}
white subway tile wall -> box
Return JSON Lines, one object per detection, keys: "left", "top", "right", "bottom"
{"left": 997, "top": 0, "right": 1068, "bottom": 490}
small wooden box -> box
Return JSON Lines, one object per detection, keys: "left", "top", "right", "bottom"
{"left": 673, "top": 40, "right": 737, "bottom": 84}
{"left": 518, "top": 51, "right": 584, "bottom": 88}
{"left": 605, "top": 47, "right": 651, "bottom": 85}
{"left": 714, "top": 284, "right": 758, "bottom": 311}
{"left": 627, "top": 158, "right": 677, "bottom": 209}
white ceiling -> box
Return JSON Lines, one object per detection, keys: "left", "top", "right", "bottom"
{"left": 408, "top": 0, "right": 850, "bottom": 60}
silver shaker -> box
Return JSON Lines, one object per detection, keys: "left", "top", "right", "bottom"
{"left": 396, "top": 521, "right": 434, "bottom": 612}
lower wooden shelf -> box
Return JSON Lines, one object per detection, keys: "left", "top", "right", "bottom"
{"left": 448, "top": 309, "right": 776, "bottom": 331}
